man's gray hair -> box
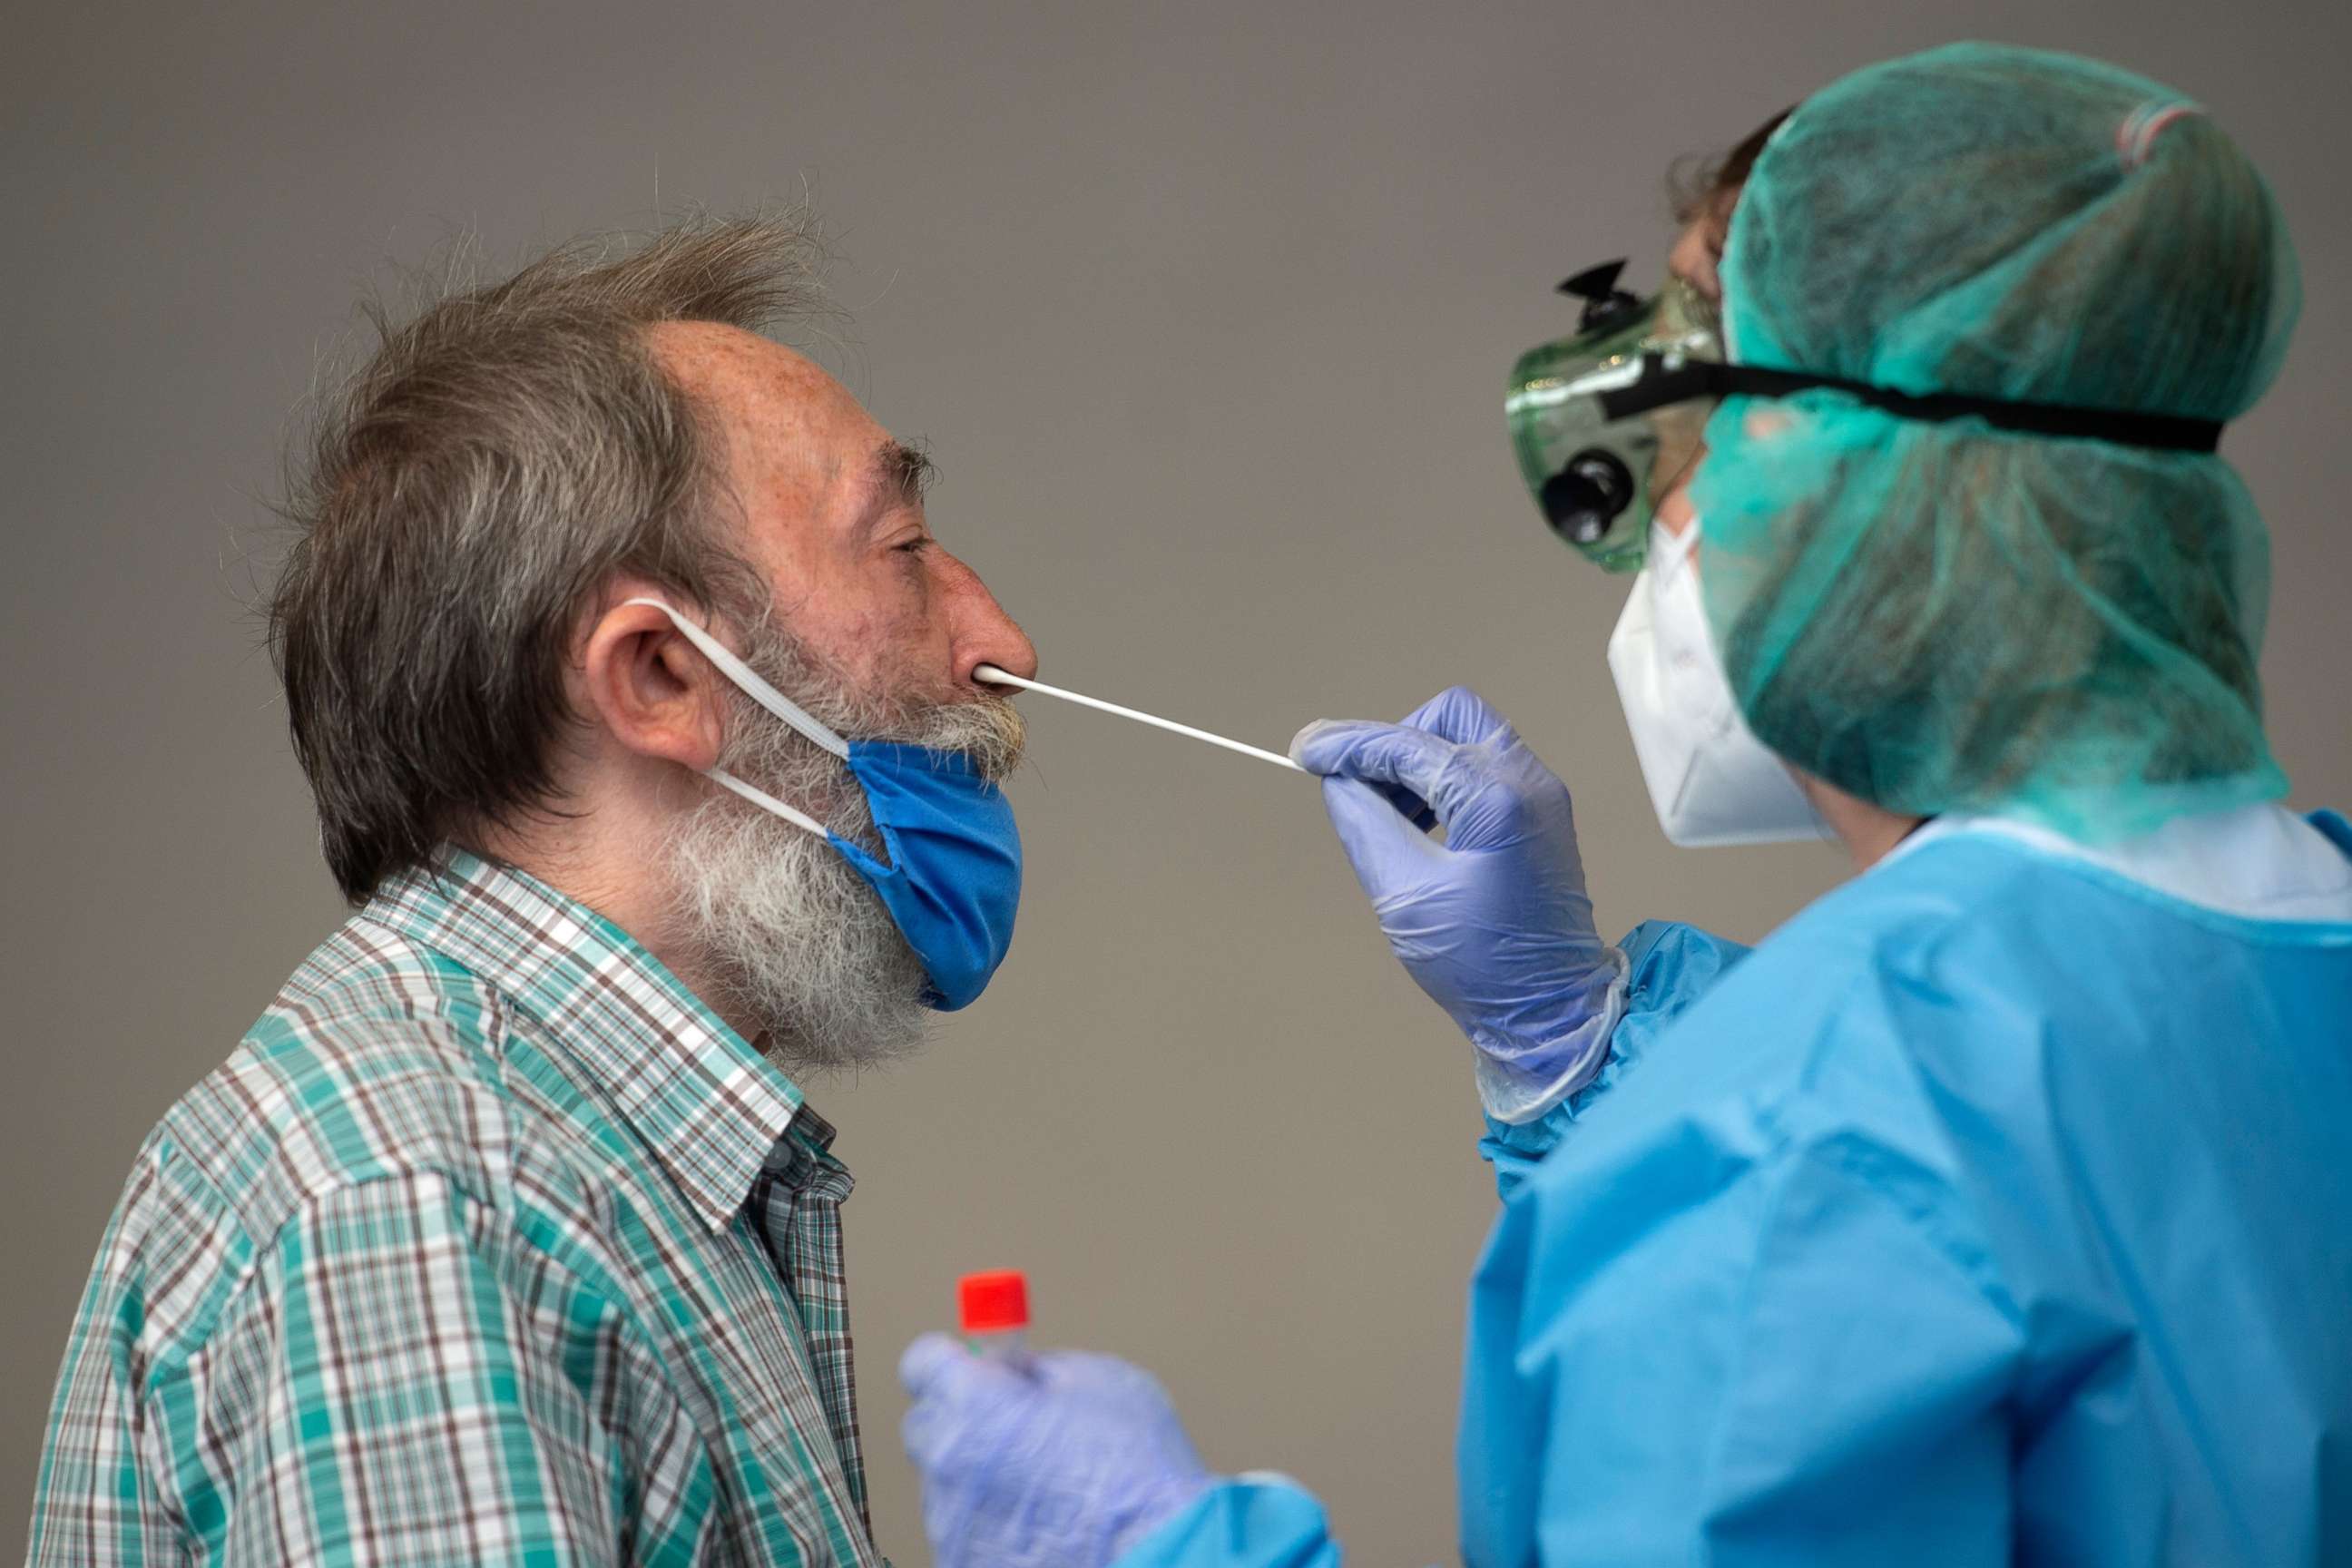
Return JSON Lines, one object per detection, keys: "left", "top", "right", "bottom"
{"left": 268, "top": 213, "right": 826, "bottom": 903}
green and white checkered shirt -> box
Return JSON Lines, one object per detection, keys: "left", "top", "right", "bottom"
{"left": 27, "top": 850, "right": 885, "bottom": 1566}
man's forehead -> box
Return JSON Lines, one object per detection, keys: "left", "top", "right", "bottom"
{"left": 647, "top": 321, "right": 852, "bottom": 425}
{"left": 645, "top": 320, "right": 885, "bottom": 492}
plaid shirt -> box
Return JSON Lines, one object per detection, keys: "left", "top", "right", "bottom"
{"left": 27, "top": 850, "right": 885, "bottom": 1567}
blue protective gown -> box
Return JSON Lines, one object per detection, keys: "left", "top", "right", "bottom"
{"left": 1119, "top": 815, "right": 2352, "bottom": 1566}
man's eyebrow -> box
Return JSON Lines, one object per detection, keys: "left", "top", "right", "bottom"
{"left": 878, "top": 439, "right": 935, "bottom": 508}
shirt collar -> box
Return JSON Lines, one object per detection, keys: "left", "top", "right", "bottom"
{"left": 361, "top": 847, "right": 830, "bottom": 1231}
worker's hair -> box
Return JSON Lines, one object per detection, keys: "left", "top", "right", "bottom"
{"left": 268, "top": 212, "right": 827, "bottom": 904}
{"left": 1670, "top": 107, "right": 1797, "bottom": 225}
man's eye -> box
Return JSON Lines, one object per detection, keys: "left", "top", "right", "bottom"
{"left": 895, "top": 538, "right": 930, "bottom": 555}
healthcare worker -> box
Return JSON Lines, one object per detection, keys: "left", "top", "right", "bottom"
{"left": 899, "top": 42, "right": 2352, "bottom": 1565}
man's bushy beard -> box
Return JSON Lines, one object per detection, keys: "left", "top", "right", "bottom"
{"left": 663, "top": 617, "right": 1024, "bottom": 1075}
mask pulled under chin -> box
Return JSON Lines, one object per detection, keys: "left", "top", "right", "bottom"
{"left": 1605, "top": 524, "right": 1832, "bottom": 848}
{"left": 627, "top": 599, "right": 1023, "bottom": 1012}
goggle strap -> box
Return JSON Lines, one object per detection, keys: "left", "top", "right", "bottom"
{"left": 1598, "top": 355, "right": 2224, "bottom": 454}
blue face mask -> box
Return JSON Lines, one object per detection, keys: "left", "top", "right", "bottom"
{"left": 628, "top": 600, "right": 1022, "bottom": 1012}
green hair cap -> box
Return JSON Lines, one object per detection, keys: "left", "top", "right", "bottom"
{"left": 1691, "top": 42, "right": 2299, "bottom": 842}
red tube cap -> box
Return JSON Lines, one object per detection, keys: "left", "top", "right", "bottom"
{"left": 958, "top": 1269, "right": 1029, "bottom": 1334}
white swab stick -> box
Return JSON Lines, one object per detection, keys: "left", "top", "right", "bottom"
{"left": 975, "top": 666, "right": 1308, "bottom": 774}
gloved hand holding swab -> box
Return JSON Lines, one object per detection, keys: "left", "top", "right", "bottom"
{"left": 974, "top": 666, "right": 1307, "bottom": 773}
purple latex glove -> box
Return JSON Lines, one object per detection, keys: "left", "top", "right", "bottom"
{"left": 900, "top": 1335, "right": 1216, "bottom": 1568}
{"left": 1291, "top": 686, "right": 1618, "bottom": 1076}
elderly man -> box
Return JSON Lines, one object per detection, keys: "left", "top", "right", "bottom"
{"left": 27, "top": 215, "right": 1035, "bottom": 1567}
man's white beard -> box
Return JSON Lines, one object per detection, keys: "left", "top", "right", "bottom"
{"left": 663, "top": 617, "right": 1024, "bottom": 1075}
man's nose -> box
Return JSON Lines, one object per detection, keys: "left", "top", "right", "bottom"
{"left": 943, "top": 556, "right": 1038, "bottom": 687}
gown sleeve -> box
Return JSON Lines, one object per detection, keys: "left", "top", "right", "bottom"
{"left": 1479, "top": 921, "right": 1751, "bottom": 1200}
{"left": 1107, "top": 1475, "right": 1342, "bottom": 1568}
{"left": 1459, "top": 968, "right": 2025, "bottom": 1566}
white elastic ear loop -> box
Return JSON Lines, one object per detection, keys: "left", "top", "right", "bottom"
{"left": 622, "top": 598, "right": 850, "bottom": 760}
{"left": 1650, "top": 517, "right": 1703, "bottom": 588}
{"left": 622, "top": 597, "right": 843, "bottom": 841}
{"left": 704, "top": 768, "right": 829, "bottom": 838}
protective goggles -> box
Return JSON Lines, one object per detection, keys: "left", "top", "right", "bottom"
{"left": 1505, "top": 259, "right": 2226, "bottom": 573}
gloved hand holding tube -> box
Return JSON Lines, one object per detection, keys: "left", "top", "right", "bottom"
{"left": 1289, "top": 687, "right": 1626, "bottom": 1116}
{"left": 899, "top": 1335, "right": 1217, "bottom": 1568}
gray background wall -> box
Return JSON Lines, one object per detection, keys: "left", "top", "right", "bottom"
{"left": 6, "top": 1, "right": 2347, "bottom": 1560}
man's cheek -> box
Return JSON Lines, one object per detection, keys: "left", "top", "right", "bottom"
{"left": 828, "top": 593, "right": 907, "bottom": 673}
{"left": 828, "top": 601, "right": 955, "bottom": 710}
{"left": 872, "top": 583, "right": 956, "bottom": 674}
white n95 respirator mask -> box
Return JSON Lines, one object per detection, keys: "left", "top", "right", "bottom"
{"left": 1606, "top": 521, "right": 1830, "bottom": 848}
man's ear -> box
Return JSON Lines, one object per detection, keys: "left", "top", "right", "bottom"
{"left": 577, "top": 597, "right": 728, "bottom": 770}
